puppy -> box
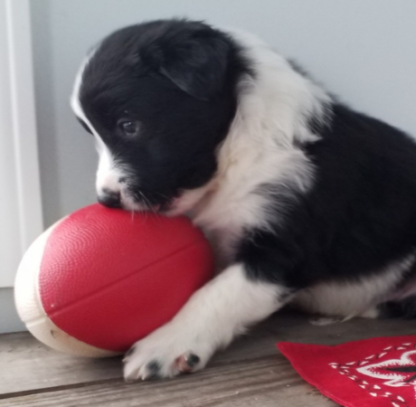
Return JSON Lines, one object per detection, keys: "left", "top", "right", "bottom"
{"left": 71, "top": 19, "right": 416, "bottom": 380}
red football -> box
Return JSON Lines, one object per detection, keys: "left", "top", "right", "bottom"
{"left": 15, "top": 204, "right": 214, "bottom": 357}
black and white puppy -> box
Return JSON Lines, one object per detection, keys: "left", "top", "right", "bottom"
{"left": 71, "top": 19, "right": 416, "bottom": 380}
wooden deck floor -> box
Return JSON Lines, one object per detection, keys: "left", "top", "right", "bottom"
{"left": 1, "top": 311, "right": 416, "bottom": 406}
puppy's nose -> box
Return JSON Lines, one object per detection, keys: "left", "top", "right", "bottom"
{"left": 98, "top": 188, "right": 122, "bottom": 208}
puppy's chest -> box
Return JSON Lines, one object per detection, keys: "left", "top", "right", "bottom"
{"left": 191, "top": 184, "right": 271, "bottom": 265}
{"left": 192, "top": 203, "right": 244, "bottom": 264}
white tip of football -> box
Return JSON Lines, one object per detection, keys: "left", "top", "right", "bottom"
{"left": 14, "top": 219, "right": 119, "bottom": 358}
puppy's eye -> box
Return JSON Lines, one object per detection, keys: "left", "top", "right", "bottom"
{"left": 118, "top": 120, "right": 140, "bottom": 137}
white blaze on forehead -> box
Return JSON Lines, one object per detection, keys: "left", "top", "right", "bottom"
{"left": 70, "top": 53, "right": 94, "bottom": 131}
{"left": 70, "top": 53, "right": 125, "bottom": 195}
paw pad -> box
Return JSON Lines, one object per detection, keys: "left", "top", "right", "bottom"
{"left": 175, "top": 353, "right": 200, "bottom": 373}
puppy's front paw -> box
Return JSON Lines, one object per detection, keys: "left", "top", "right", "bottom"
{"left": 123, "top": 321, "right": 214, "bottom": 381}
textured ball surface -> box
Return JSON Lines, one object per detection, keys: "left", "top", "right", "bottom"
{"left": 15, "top": 204, "right": 213, "bottom": 357}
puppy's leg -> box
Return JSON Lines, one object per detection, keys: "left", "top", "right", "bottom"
{"left": 123, "top": 263, "right": 290, "bottom": 380}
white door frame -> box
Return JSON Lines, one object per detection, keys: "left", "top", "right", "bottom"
{"left": 0, "top": 0, "right": 43, "bottom": 287}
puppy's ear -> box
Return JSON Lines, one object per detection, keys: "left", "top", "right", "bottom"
{"left": 142, "top": 26, "right": 230, "bottom": 101}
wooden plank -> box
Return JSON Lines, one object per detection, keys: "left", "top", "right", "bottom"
{"left": 0, "top": 355, "right": 336, "bottom": 407}
{"left": 0, "top": 331, "right": 121, "bottom": 393}
{"left": 1, "top": 311, "right": 416, "bottom": 401}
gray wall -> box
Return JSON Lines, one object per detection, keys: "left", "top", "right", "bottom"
{"left": 30, "top": 0, "right": 416, "bottom": 227}
{"left": 0, "top": 288, "right": 25, "bottom": 334}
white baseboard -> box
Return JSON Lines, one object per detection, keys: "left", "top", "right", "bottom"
{"left": 0, "top": 287, "right": 26, "bottom": 334}
{"left": 0, "top": 0, "right": 43, "bottom": 288}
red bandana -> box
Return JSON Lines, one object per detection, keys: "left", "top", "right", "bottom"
{"left": 278, "top": 336, "right": 416, "bottom": 407}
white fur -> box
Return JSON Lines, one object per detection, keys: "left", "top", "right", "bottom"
{"left": 389, "top": 269, "right": 416, "bottom": 301}
{"left": 294, "top": 254, "right": 416, "bottom": 319}
{"left": 169, "top": 30, "right": 331, "bottom": 262}
{"left": 72, "top": 30, "right": 329, "bottom": 225}
{"left": 75, "top": 27, "right": 409, "bottom": 380}
{"left": 123, "top": 264, "right": 285, "bottom": 380}
{"left": 123, "top": 30, "right": 331, "bottom": 380}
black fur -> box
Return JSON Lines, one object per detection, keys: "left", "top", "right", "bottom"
{"left": 379, "top": 296, "right": 416, "bottom": 319}
{"left": 76, "top": 18, "right": 416, "bottom": 319}
{"left": 78, "top": 19, "right": 250, "bottom": 207}
{"left": 242, "top": 104, "right": 416, "bottom": 294}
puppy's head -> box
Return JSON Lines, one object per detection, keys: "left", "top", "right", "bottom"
{"left": 71, "top": 19, "right": 247, "bottom": 214}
